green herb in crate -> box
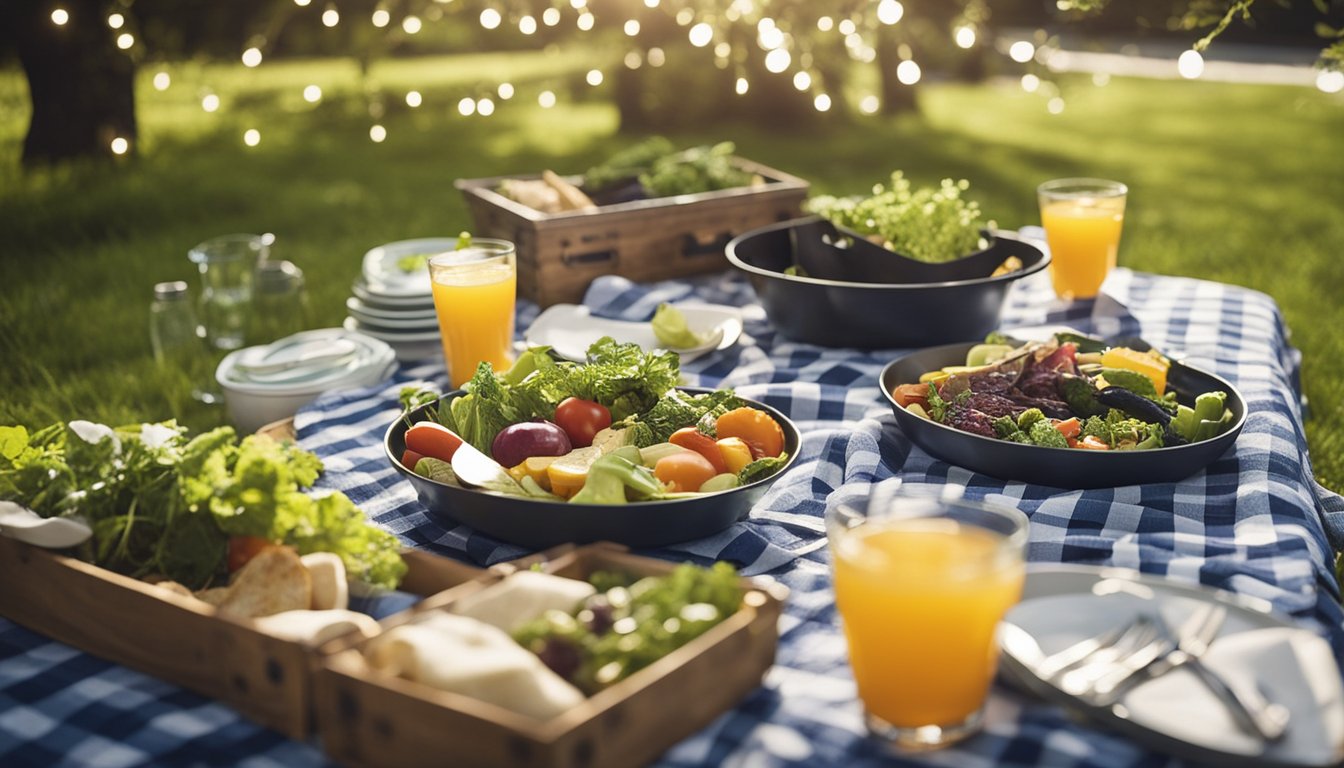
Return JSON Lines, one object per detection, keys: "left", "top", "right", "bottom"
{"left": 584, "top": 137, "right": 756, "bottom": 198}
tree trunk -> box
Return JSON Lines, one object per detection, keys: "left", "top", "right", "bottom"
{"left": 4, "top": 0, "right": 138, "bottom": 166}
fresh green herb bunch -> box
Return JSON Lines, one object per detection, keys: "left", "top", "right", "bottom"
{"left": 807, "top": 172, "right": 989, "bottom": 263}
{"left": 583, "top": 137, "right": 754, "bottom": 198}
{"left": 0, "top": 420, "right": 406, "bottom": 590}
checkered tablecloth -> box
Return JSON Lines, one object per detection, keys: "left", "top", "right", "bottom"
{"left": 4, "top": 258, "right": 1342, "bottom": 768}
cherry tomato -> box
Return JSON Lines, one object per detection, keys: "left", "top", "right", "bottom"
{"left": 654, "top": 451, "right": 717, "bottom": 493}
{"left": 891, "top": 383, "right": 930, "bottom": 410}
{"left": 404, "top": 422, "right": 464, "bottom": 463}
{"left": 715, "top": 407, "right": 786, "bottom": 460}
{"left": 553, "top": 397, "right": 612, "bottom": 448}
{"left": 227, "top": 535, "right": 274, "bottom": 573}
{"left": 400, "top": 449, "right": 426, "bottom": 470}
{"left": 669, "top": 427, "right": 728, "bottom": 474}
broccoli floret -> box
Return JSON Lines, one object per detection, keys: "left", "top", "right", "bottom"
{"left": 992, "top": 415, "right": 1025, "bottom": 440}
{"left": 1017, "top": 408, "right": 1046, "bottom": 431}
{"left": 1027, "top": 419, "right": 1068, "bottom": 448}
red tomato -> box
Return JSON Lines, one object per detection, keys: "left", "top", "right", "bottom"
{"left": 654, "top": 451, "right": 717, "bottom": 493}
{"left": 553, "top": 397, "right": 612, "bottom": 448}
{"left": 669, "top": 427, "right": 728, "bottom": 474}
{"left": 891, "top": 383, "right": 930, "bottom": 410}
{"left": 404, "top": 422, "right": 464, "bottom": 463}
{"left": 227, "top": 535, "right": 273, "bottom": 573}
{"left": 401, "top": 449, "right": 426, "bottom": 470}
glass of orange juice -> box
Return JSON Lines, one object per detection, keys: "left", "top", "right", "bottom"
{"left": 826, "top": 485, "right": 1029, "bottom": 750}
{"left": 427, "top": 239, "right": 517, "bottom": 388}
{"left": 1037, "top": 178, "right": 1127, "bottom": 301}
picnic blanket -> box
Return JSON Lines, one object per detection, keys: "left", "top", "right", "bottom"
{"left": 3, "top": 259, "right": 1341, "bottom": 768}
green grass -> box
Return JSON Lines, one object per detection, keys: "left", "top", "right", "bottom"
{"left": 2, "top": 53, "right": 1342, "bottom": 491}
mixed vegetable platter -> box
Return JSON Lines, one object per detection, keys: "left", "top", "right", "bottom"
{"left": 395, "top": 337, "right": 792, "bottom": 503}
{"left": 889, "top": 332, "right": 1236, "bottom": 451}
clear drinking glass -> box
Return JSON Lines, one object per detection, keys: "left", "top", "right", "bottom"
{"left": 826, "top": 485, "right": 1029, "bottom": 750}
{"left": 427, "top": 239, "right": 517, "bottom": 388}
{"left": 249, "top": 259, "right": 308, "bottom": 345}
{"left": 1037, "top": 178, "right": 1127, "bottom": 301}
{"left": 188, "top": 234, "right": 269, "bottom": 350}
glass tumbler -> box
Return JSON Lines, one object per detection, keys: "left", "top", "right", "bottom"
{"left": 249, "top": 259, "right": 309, "bottom": 345}
{"left": 188, "top": 234, "right": 269, "bottom": 350}
{"left": 827, "top": 485, "right": 1029, "bottom": 751}
{"left": 1037, "top": 178, "right": 1127, "bottom": 301}
{"left": 427, "top": 239, "right": 517, "bottom": 388}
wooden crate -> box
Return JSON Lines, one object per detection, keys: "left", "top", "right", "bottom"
{"left": 455, "top": 159, "right": 809, "bottom": 307}
{"left": 0, "top": 535, "right": 490, "bottom": 740}
{"left": 314, "top": 543, "right": 787, "bottom": 768}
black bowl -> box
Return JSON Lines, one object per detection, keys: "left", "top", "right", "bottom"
{"left": 788, "top": 217, "right": 1006, "bottom": 284}
{"left": 385, "top": 388, "right": 802, "bottom": 549}
{"left": 879, "top": 342, "right": 1248, "bottom": 488}
{"left": 727, "top": 216, "right": 1049, "bottom": 349}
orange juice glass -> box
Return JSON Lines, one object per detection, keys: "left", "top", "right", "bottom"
{"left": 428, "top": 240, "right": 517, "bottom": 388}
{"left": 1038, "top": 178, "right": 1127, "bottom": 300}
{"left": 827, "top": 486, "right": 1028, "bottom": 750}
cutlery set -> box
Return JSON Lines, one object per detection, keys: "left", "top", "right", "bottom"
{"left": 1034, "top": 603, "right": 1291, "bottom": 742}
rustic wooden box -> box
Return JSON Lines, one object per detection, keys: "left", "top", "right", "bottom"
{"left": 314, "top": 543, "right": 787, "bottom": 768}
{"left": 455, "top": 159, "right": 809, "bottom": 307}
{"left": 0, "top": 535, "right": 489, "bottom": 740}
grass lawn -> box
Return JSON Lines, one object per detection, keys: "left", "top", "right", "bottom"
{"left": 2, "top": 52, "right": 1342, "bottom": 491}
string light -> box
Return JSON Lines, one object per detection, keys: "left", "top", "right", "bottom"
{"left": 1318, "top": 70, "right": 1344, "bottom": 93}
{"left": 202, "top": 94, "right": 220, "bottom": 112}
{"left": 645, "top": 0, "right": 659, "bottom": 6}
{"left": 647, "top": 47, "right": 666, "bottom": 67}
{"left": 1009, "top": 41, "right": 1035, "bottom": 63}
{"left": 735, "top": 77, "right": 749, "bottom": 95}
{"left": 108, "top": 13, "right": 124, "bottom": 29}
{"left": 837, "top": 19, "right": 856, "bottom": 35}
{"left": 243, "top": 129, "right": 260, "bottom": 146}
{"left": 764, "top": 48, "right": 790, "bottom": 73}
{"left": 402, "top": 16, "right": 422, "bottom": 34}
{"left": 153, "top": 72, "right": 170, "bottom": 91}
{"left": 1177, "top": 49, "right": 1204, "bottom": 79}
{"left": 817, "top": 17, "right": 833, "bottom": 32}
{"left": 117, "top": 33, "right": 134, "bottom": 50}
{"left": 813, "top": 94, "right": 831, "bottom": 111}
{"left": 897, "top": 60, "right": 921, "bottom": 85}
{"left": 406, "top": 90, "right": 422, "bottom": 107}
{"left": 569, "top": 0, "right": 585, "bottom": 8}
{"left": 675, "top": 8, "right": 694, "bottom": 25}
{"left": 625, "top": 51, "right": 643, "bottom": 69}
{"left": 792, "top": 72, "right": 810, "bottom": 91}
{"left": 519, "top": 16, "right": 536, "bottom": 34}
{"left": 577, "top": 12, "right": 594, "bottom": 31}
{"left": 542, "top": 8, "right": 560, "bottom": 26}
{"left": 689, "top": 23, "right": 713, "bottom": 47}
{"left": 1047, "top": 97, "right": 1065, "bottom": 114}
{"left": 110, "top": 137, "right": 129, "bottom": 155}
{"left": 371, "top": 10, "right": 390, "bottom": 27}
{"left": 294, "top": 0, "right": 311, "bottom": 6}
{"left": 859, "top": 95, "right": 880, "bottom": 114}
{"left": 304, "top": 84, "right": 322, "bottom": 102}
{"left": 1021, "top": 74, "right": 1040, "bottom": 93}
{"left": 370, "top": 124, "right": 387, "bottom": 142}
{"left": 955, "top": 26, "right": 976, "bottom": 49}
{"left": 480, "top": 9, "right": 501, "bottom": 29}
{"left": 477, "top": 98, "right": 495, "bottom": 115}
{"left": 586, "top": 69, "right": 604, "bottom": 86}
{"left": 498, "top": 82, "right": 514, "bottom": 99}
{"left": 242, "top": 47, "right": 263, "bottom": 67}
{"left": 457, "top": 97, "right": 476, "bottom": 116}
{"left": 624, "top": 20, "right": 640, "bottom": 36}
{"left": 538, "top": 90, "right": 557, "bottom": 108}
{"left": 877, "top": 0, "right": 903, "bottom": 25}
{"left": 51, "top": 9, "right": 68, "bottom": 26}
{"left": 322, "top": 8, "right": 339, "bottom": 27}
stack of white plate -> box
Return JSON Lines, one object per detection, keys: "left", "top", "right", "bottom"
{"left": 216, "top": 328, "right": 397, "bottom": 433}
{"left": 345, "top": 238, "right": 457, "bottom": 362}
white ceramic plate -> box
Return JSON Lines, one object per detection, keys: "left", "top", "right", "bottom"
{"left": 523, "top": 303, "right": 743, "bottom": 363}
{"left": 350, "top": 277, "right": 434, "bottom": 308}
{"left": 346, "top": 296, "right": 438, "bottom": 323}
{"left": 345, "top": 308, "right": 439, "bottom": 332}
{"left": 1000, "top": 564, "right": 1344, "bottom": 767}
{"left": 343, "top": 316, "right": 441, "bottom": 343}
{"left": 361, "top": 238, "right": 462, "bottom": 297}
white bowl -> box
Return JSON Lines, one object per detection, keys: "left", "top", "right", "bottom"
{"left": 217, "top": 329, "right": 398, "bottom": 433}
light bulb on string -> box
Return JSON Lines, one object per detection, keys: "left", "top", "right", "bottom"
{"left": 304, "top": 84, "right": 322, "bottom": 102}
{"left": 372, "top": 10, "right": 389, "bottom": 27}
{"left": 735, "top": 77, "right": 749, "bottom": 95}
{"left": 689, "top": 23, "right": 713, "bottom": 47}
{"left": 1020, "top": 74, "right": 1040, "bottom": 93}
{"left": 538, "top": 90, "right": 557, "bottom": 108}
{"left": 954, "top": 26, "right": 976, "bottom": 49}
{"left": 153, "top": 72, "right": 170, "bottom": 91}
{"left": 406, "top": 90, "right": 422, "bottom": 107}
{"left": 458, "top": 97, "right": 476, "bottom": 116}
{"left": 117, "top": 33, "right": 134, "bottom": 50}
{"left": 520, "top": 16, "right": 537, "bottom": 35}
{"left": 817, "top": 16, "right": 833, "bottom": 32}
{"left": 110, "top": 137, "right": 129, "bottom": 155}
{"left": 202, "top": 94, "right": 220, "bottom": 112}
{"left": 477, "top": 98, "right": 495, "bottom": 116}
{"left": 108, "top": 13, "right": 124, "bottom": 29}
{"left": 542, "top": 8, "right": 560, "bottom": 26}
{"left": 1047, "top": 97, "right": 1065, "bottom": 114}
{"left": 242, "top": 47, "right": 262, "bottom": 67}
{"left": 792, "top": 71, "right": 810, "bottom": 91}
{"left": 403, "top": 16, "right": 422, "bottom": 34}
{"left": 1177, "top": 49, "right": 1204, "bottom": 79}
{"left": 859, "top": 95, "right": 879, "bottom": 114}
{"left": 814, "top": 94, "right": 831, "bottom": 112}
{"left": 1009, "top": 41, "right": 1035, "bottom": 63}
{"left": 1318, "top": 70, "right": 1344, "bottom": 93}
{"left": 896, "top": 59, "right": 921, "bottom": 85}
{"left": 838, "top": 19, "right": 856, "bottom": 35}
{"left": 498, "top": 82, "right": 514, "bottom": 99}
{"left": 295, "top": 0, "right": 311, "bottom": 6}
{"left": 624, "top": 51, "right": 642, "bottom": 69}
{"left": 370, "top": 124, "right": 386, "bottom": 143}
{"left": 51, "top": 9, "right": 69, "bottom": 26}
{"left": 647, "top": 47, "right": 665, "bottom": 67}
{"left": 877, "top": 0, "right": 903, "bottom": 25}
{"left": 764, "top": 48, "right": 790, "bottom": 74}
{"left": 586, "top": 69, "right": 604, "bottom": 86}
{"left": 624, "top": 20, "right": 640, "bottom": 36}
{"left": 480, "top": 9, "right": 501, "bottom": 29}
{"left": 577, "top": 12, "right": 594, "bottom": 31}
{"left": 244, "top": 129, "right": 260, "bottom": 147}
{"left": 322, "top": 8, "right": 339, "bottom": 27}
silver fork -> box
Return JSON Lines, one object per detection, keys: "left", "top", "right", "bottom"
{"left": 1040, "top": 615, "right": 1161, "bottom": 695}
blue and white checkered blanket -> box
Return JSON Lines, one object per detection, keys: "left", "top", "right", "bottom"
{"left": 3, "top": 263, "right": 1341, "bottom": 768}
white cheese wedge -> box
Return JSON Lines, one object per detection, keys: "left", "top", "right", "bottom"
{"left": 300, "top": 552, "right": 349, "bottom": 611}
{"left": 449, "top": 570, "right": 596, "bottom": 633}
{"left": 254, "top": 609, "right": 381, "bottom": 646}
{"left": 366, "top": 612, "right": 584, "bottom": 721}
